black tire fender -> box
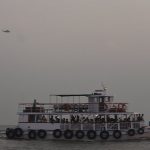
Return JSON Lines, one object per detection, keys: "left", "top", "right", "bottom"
{"left": 87, "top": 130, "right": 96, "bottom": 139}
{"left": 64, "top": 130, "right": 73, "bottom": 139}
{"left": 14, "top": 128, "right": 23, "bottom": 138}
{"left": 28, "top": 130, "right": 36, "bottom": 139}
{"left": 100, "top": 131, "right": 109, "bottom": 139}
{"left": 38, "top": 129, "right": 47, "bottom": 139}
{"left": 75, "top": 130, "right": 85, "bottom": 139}
{"left": 127, "top": 129, "right": 135, "bottom": 136}
{"left": 6, "top": 128, "right": 15, "bottom": 139}
{"left": 113, "top": 130, "right": 122, "bottom": 139}
{"left": 53, "top": 129, "right": 62, "bottom": 138}
{"left": 137, "top": 128, "right": 144, "bottom": 134}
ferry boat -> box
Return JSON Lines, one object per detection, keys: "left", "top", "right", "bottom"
{"left": 5, "top": 89, "right": 150, "bottom": 141}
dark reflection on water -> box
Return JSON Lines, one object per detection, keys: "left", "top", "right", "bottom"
{"left": 1, "top": 139, "right": 150, "bottom": 150}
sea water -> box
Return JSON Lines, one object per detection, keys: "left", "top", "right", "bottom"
{"left": 1, "top": 138, "right": 150, "bottom": 150}
{"left": 1, "top": 125, "right": 150, "bottom": 150}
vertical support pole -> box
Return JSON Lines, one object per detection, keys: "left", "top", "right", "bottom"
{"left": 61, "top": 97, "right": 62, "bottom": 103}
{"left": 93, "top": 114, "right": 95, "bottom": 130}
{"left": 81, "top": 114, "right": 83, "bottom": 130}
{"left": 60, "top": 114, "right": 62, "bottom": 130}
{"left": 35, "top": 115, "right": 37, "bottom": 123}
{"left": 56, "top": 96, "right": 58, "bottom": 103}
{"left": 69, "top": 114, "right": 71, "bottom": 130}
{"left": 81, "top": 124, "right": 83, "bottom": 130}
{"left": 118, "top": 123, "right": 120, "bottom": 130}
{"left": 105, "top": 115, "right": 107, "bottom": 130}
{"left": 49, "top": 95, "right": 51, "bottom": 113}
{"left": 78, "top": 96, "right": 80, "bottom": 112}
{"left": 72, "top": 96, "right": 74, "bottom": 113}
{"left": 73, "top": 96, "right": 74, "bottom": 104}
{"left": 131, "top": 122, "right": 133, "bottom": 129}
{"left": 49, "top": 95, "right": 51, "bottom": 103}
{"left": 61, "top": 97, "right": 63, "bottom": 112}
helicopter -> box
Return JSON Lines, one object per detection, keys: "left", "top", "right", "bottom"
{"left": 2, "top": 29, "right": 10, "bottom": 33}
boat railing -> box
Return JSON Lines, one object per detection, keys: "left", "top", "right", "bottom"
{"left": 95, "top": 123, "right": 105, "bottom": 130}
{"left": 120, "top": 122, "right": 131, "bottom": 130}
{"left": 59, "top": 122, "right": 141, "bottom": 131}
{"left": 107, "top": 123, "right": 119, "bottom": 130}
{"left": 132, "top": 122, "right": 140, "bottom": 129}
{"left": 18, "top": 103, "right": 54, "bottom": 113}
{"left": 18, "top": 102, "right": 128, "bottom": 114}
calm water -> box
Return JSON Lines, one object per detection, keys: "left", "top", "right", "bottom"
{"left": 1, "top": 139, "right": 150, "bottom": 150}
{"left": 1, "top": 126, "right": 150, "bottom": 150}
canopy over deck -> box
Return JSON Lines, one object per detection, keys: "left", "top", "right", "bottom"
{"left": 50, "top": 94, "right": 114, "bottom": 98}
{"left": 50, "top": 94, "right": 91, "bottom": 97}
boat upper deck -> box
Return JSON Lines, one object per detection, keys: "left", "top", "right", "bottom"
{"left": 17, "top": 102, "right": 129, "bottom": 114}
{"left": 17, "top": 90, "right": 129, "bottom": 114}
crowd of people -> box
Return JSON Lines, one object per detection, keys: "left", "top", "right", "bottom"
{"left": 39, "top": 114, "right": 144, "bottom": 124}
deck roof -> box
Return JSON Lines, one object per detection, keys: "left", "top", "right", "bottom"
{"left": 50, "top": 94, "right": 113, "bottom": 97}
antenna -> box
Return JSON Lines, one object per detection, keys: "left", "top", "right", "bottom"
{"left": 101, "top": 82, "right": 107, "bottom": 91}
{"left": 101, "top": 82, "right": 107, "bottom": 95}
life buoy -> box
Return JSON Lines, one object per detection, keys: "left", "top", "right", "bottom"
{"left": 64, "top": 130, "right": 73, "bottom": 139}
{"left": 127, "top": 129, "right": 135, "bottom": 136}
{"left": 113, "top": 130, "right": 122, "bottom": 139}
{"left": 100, "top": 131, "right": 109, "bottom": 139}
{"left": 28, "top": 130, "right": 36, "bottom": 139}
{"left": 38, "top": 129, "right": 47, "bottom": 139}
{"left": 14, "top": 128, "right": 23, "bottom": 138}
{"left": 53, "top": 129, "right": 62, "bottom": 138}
{"left": 6, "top": 128, "right": 15, "bottom": 139}
{"left": 75, "top": 130, "right": 85, "bottom": 139}
{"left": 87, "top": 130, "right": 96, "bottom": 139}
{"left": 137, "top": 128, "right": 144, "bottom": 134}
{"left": 63, "top": 104, "right": 71, "bottom": 111}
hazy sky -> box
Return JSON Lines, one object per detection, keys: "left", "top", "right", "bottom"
{"left": 0, "top": 0, "right": 150, "bottom": 125}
